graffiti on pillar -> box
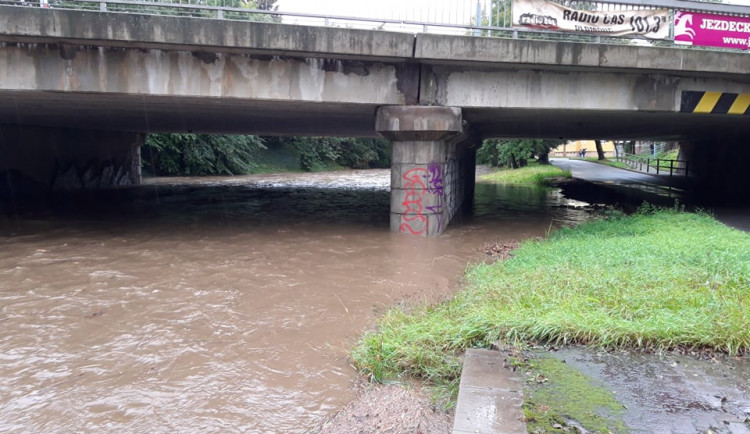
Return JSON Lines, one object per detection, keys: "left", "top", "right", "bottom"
{"left": 400, "top": 167, "right": 429, "bottom": 235}
{"left": 400, "top": 163, "right": 445, "bottom": 235}
{"left": 425, "top": 162, "right": 445, "bottom": 233}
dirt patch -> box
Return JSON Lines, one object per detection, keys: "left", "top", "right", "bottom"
{"left": 480, "top": 241, "right": 521, "bottom": 262}
{"left": 313, "top": 383, "right": 453, "bottom": 434}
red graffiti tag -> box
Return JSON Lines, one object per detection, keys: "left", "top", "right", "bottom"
{"left": 400, "top": 168, "right": 429, "bottom": 235}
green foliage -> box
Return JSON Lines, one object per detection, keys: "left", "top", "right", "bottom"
{"left": 477, "top": 139, "right": 559, "bottom": 168}
{"left": 263, "top": 136, "right": 391, "bottom": 172}
{"left": 142, "top": 133, "right": 266, "bottom": 176}
{"left": 470, "top": 0, "right": 514, "bottom": 36}
{"left": 336, "top": 138, "right": 391, "bottom": 169}
{"left": 351, "top": 210, "right": 750, "bottom": 406}
{"left": 144, "top": 134, "right": 391, "bottom": 176}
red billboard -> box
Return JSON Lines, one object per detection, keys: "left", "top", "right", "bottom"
{"left": 675, "top": 11, "right": 750, "bottom": 50}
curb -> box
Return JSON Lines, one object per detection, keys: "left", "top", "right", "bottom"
{"left": 452, "top": 349, "right": 527, "bottom": 434}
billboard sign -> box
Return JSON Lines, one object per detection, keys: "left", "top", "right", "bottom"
{"left": 675, "top": 11, "right": 750, "bottom": 50}
{"left": 512, "top": 0, "right": 670, "bottom": 39}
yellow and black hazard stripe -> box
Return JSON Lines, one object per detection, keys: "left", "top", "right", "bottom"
{"left": 681, "top": 91, "right": 750, "bottom": 115}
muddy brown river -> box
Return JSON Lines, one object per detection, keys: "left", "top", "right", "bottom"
{"left": 0, "top": 169, "right": 595, "bottom": 432}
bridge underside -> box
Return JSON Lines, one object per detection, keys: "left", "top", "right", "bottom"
{"left": 3, "top": 90, "right": 749, "bottom": 141}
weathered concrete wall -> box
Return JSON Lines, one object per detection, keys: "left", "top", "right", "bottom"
{"left": 0, "top": 7, "right": 415, "bottom": 61}
{"left": 420, "top": 65, "right": 750, "bottom": 112}
{"left": 1, "top": 44, "right": 408, "bottom": 105}
{"left": 415, "top": 33, "right": 750, "bottom": 76}
{"left": 377, "top": 106, "right": 474, "bottom": 236}
{"left": 0, "top": 126, "right": 142, "bottom": 196}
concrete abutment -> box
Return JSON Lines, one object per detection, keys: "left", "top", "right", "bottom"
{"left": 0, "top": 126, "right": 142, "bottom": 198}
{"left": 376, "top": 106, "right": 477, "bottom": 237}
{"left": 679, "top": 136, "right": 750, "bottom": 204}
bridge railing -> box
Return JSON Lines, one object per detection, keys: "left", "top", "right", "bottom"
{"left": 2, "top": 0, "right": 749, "bottom": 51}
{"left": 616, "top": 153, "right": 690, "bottom": 176}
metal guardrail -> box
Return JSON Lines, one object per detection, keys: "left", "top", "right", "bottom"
{"left": 1, "top": 0, "right": 749, "bottom": 50}
{"left": 616, "top": 153, "right": 690, "bottom": 176}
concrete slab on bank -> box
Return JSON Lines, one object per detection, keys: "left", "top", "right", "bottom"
{"left": 453, "top": 349, "right": 526, "bottom": 434}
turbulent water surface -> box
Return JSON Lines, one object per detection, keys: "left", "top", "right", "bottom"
{"left": 0, "top": 169, "right": 594, "bottom": 432}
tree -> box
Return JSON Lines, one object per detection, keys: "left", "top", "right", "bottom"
{"left": 595, "top": 139, "right": 605, "bottom": 160}
{"left": 142, "top": 134, "right": 266, "bottom": 176}
{"left": 262, "top": 136, "right": 391, "bottom": 171}
{"left": 470, "top": 0, "right": 513, "bottom": 36}
{"left": 477, "top": 138, "right": 558, "bottom": 168}
{"left": 220, "top": 0, "right": 280, "bottom": 23}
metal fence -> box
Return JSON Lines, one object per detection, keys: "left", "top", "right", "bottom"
{"left": 616, "top": 153, "right": 690, "bottom": 176}
{"left": 2, "top": 0, "right": 749, "bottom": 49}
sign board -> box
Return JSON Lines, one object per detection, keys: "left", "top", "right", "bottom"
{"left": 512, "top": 0, "right": 670, "bottom": 39}
{"left": 675, "top": 11, "right": 750, "bottom": 50}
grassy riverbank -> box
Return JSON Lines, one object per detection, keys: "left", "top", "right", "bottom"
{"left": 481, "top": 161, "right": 572, "bottom": 186}
{"left": 351, "top": 207, "right": 750, "bottom": 402}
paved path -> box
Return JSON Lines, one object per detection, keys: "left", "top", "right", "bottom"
{"left": 550, "top": 158, "right": 665, "bottom": 184}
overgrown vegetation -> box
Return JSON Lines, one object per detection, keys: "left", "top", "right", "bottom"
{"left": 262, "top": 136, "right": 391, "bottom": 172}
{"left": 351, "top": 207, "right": 750, "bottom": 407}
{"left": 142, "top": 134, "right": 391, "bottom": 176}
{"left": 142, "top": 133, "right": 267, "bottom": 176}
{"left": 480, "top": 161, "right": 571, "bottom": 186}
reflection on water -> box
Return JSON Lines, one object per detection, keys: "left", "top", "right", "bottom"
{"left": 0, "top": 170, "right": 592, "bottom": 433}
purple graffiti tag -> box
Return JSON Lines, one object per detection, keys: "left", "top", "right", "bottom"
{"left": 425, "top": 163, "right": 445, "bottom": 233}
{"left": 400, "top": 163, "right": 446, "bottom": 235}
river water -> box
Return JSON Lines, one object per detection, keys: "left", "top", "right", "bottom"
{"left": 0, "top": 169, "right": 595, "bottom": 432}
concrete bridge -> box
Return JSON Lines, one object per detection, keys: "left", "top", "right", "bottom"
{"left": 1, "top": 6, "right": 749, "bottom": 235}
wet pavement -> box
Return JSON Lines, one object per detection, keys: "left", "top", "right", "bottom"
{"left": 454, "top": 347, "right": 749, "bottom": 434}
{"left": 550, "top": 158, "right": 667, "bottom": 184}
{"left": 548, "top": 347, "right": 750, "bottom": 434}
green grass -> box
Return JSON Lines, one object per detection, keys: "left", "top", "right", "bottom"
{"left": 351, "top": 209, "right": 750, "bottom": 407}
{"left": 586, "top": 158, "right": 628, "bottom": 169}
{"left": 481, "top": 162, "right": 572, "bottom": 186}
{"left": 656, "top": 149, "right": 680, "bottom": 161}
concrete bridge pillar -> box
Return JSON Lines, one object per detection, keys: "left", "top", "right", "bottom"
{"left": 376, "top": 106, "right": 476, "bottom": 236}
{"left": 0, "top": 126, "right": 142, "bottom": 197}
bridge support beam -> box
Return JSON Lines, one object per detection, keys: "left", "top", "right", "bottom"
{"left": 376, "top": 106, "right": 476, "bottom": 236}
{"left": 0, "top": 126, "right": 142, "bottom": 197}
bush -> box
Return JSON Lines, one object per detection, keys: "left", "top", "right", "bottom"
{"left": 262, "top": 136, "right": 391, "bottom": 171}
{"left": 142, "top": 133, "right": 266, "bottom": 176}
